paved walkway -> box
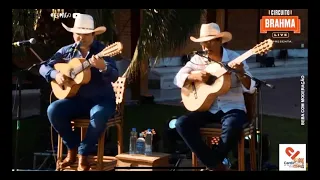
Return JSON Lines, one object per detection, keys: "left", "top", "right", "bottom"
{"left": 255, "top": 76, "right": 308, "bottom": 120}
{"left": 153, "top": 76, "right": 308, "bottom": 120}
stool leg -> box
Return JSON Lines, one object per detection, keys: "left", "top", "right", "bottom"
{"left": 97, "top": 129, "right": 107, "bottom": 171}
{"left": 81, "top": 128, "right": 87, "bottom": 141}
{"left": 249, "top": 133, "right": 257, "bottom": 171}
{"left": 56, "top": 135, "right": 63, "bottom": 171}
{"left": 116, "top": 123, "right": 123, "bottom": 154}
{"left": 192, "top": 152, "right": 198, "bottom": 171}
{"left": 237, "top": 136, "right": 245, "bottom": 171}
{"left": 206, "top": 137, "right": 212, "bottom": 147}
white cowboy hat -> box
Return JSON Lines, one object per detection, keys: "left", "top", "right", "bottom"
{"left": 61, "top": 13, "right": 106, "bottom": 35}
{"left": 190, "top": 22, "right": 232, "bottom": 43}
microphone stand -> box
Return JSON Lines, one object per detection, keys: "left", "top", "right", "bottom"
{"left": 12, "top": 45, "right": 45, "bottom": 171}
{"left": 194, "top": 54, "right": 275, "bottom": 171}
{"left": 243, "top": 73, "right": 275, "bottom": 171}
{"left": 220, "top": 63, "right": 276, "bottom": 171}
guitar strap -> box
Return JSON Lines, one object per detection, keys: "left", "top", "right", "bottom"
{"left": 69, "top": 43, "right": 90, "bottom": 62}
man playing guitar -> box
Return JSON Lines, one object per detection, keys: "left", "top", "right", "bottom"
{"left": 173, "top": 22, "right": 256, "bottom": 171}
{"left": 39, "top": 13, "right": 118, "bottom": 171}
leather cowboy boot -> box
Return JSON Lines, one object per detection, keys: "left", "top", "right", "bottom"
{"left": 77, "top": 155, "right": 90, "bottom": 171}
{"left": 60, "top": 148, "right": 77, "bottom": 168}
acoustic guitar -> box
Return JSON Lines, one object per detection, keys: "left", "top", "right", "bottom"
{"left": 51, "top": 42, "right": 123, "bottom": 100}
{"left": 181, "top": 39, "right": 274, "bottom": 112}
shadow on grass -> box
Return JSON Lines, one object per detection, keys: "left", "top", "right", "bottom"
{"left": 261, "top": 115, "right": 308, "bottom": 164}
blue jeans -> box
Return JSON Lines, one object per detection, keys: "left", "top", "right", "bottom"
{"left": 175, "top": 109, "right": 247, "bottom": 169}
{"left": 47, "top": 96, "right": 116, "bottom": 156}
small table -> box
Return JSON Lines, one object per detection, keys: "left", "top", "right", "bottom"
{"left": 115, "top": 152, "right": 171, "bottom": 171}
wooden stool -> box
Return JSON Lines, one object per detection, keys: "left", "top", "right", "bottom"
{"left": 115, "top": 152, "right": 171, "bottom": 171}
{"left": 56, "top": 77, "right": 127, "bottom": 171}
{"left": 192, "top": 91, "right": 257, "bottom": 171}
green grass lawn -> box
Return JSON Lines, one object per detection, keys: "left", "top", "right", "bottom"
{"left": 122, "top": 104, "right": 308, "bottom": 165}
{"left": 12, "top": 104, "right": 307, "bottom": 169}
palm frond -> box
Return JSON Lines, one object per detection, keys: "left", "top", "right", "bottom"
{"left": 12, "top": 9, "right": 39, "bottom": 42}
{"left": 12, "top": 9, "right": 40, "bottom": 65}
{"left": 12, "top": 9, "right": 78, "bottom": 70}
{"left": 85, "top": 9, "right": 117, "bottom": 45}
{"left": 123, "top": 9, "right": 205, "bottom": 80}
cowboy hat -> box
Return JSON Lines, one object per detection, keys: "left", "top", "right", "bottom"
{"left": 61, "top": 13, "right": 106, "bottom": 35}
{"left": 190, "top": 22, "right": 232, "bottom": 43}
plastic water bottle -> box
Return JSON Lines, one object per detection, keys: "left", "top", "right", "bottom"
{"left": 136, "top": 133, "right": 145, "bottom": 155}
{"left": 222, "top": 158, "right": 231, "bottom": 168}
{"left": 145, "top": 129, "right": 153, "bottom": 155}
{"left": 129, "top": 128, "right": 137, "bottom": 154}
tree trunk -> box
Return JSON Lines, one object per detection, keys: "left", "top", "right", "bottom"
{"left": 129, "top": 9, "right": 141, "bottom": 101}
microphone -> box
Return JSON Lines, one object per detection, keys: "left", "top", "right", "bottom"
{"left": 264, "top": 82, "right": 275, "bottom": 89}
{"left": 75, "top": 41, "right": 81, "bottom": 52}
{"left": 244, "top": 73, "right": 276, "bottom": 89}
{"left": 72, "top": 42, "right": 81, "bottom": 57}
{"left": 189, "top": 50, "right": 208, "bottom": 56}
{"left": 12, "top": 38, "right": 36, "bottom": 47}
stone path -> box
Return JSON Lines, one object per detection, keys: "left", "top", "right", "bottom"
{"left": 154, "top": 76, "right": 308, "bottom": 120}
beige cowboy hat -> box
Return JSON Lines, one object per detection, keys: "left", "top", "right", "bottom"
{"left": 61, "top": 13, "right": 106, "bottom": 35}
{"left": 190, "top": 22, "right": 232, "bottom": 43}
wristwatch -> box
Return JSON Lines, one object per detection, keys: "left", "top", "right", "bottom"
{"left": 99, "top": 66, "right": 108, "bottom": 73}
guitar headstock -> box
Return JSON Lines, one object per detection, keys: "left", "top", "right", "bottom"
{"left": 100, "top": 42, "right": 123, "bottom": 57}
{"left": 251, "top": 39, "right": 274, "bottom": 55}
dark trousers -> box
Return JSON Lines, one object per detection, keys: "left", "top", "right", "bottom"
{"left": 47, "top": 96, "right": 116, "bottom": 156}
{"left": 175, "top": 109, "right": 248, "bottom": 168}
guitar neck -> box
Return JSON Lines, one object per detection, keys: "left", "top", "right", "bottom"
{"left": 72, "top": 52, "right": 104, "bottom": 77}
{"left": 85, "top": 52, "right": 104, "bottom": 67}
{"left": 69, "top": 41, "right": 123, "bottom": 78}
{"left": 228, "top": 50, "right": 254, "bottom": 66}
{"left": 214, "top": 49, "right": 254, "bottom": 78}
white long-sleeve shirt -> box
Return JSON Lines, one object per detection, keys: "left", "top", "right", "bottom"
{"left": 174, "top": 48, "right": 256, "bottom": 114}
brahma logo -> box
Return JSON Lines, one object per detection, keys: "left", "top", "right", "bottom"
{"left": 260, "top": 10, "right": 301, "bottom": 44}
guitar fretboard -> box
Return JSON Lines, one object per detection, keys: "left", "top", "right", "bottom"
{"left": 214, "top": 50, "right": 254, "bottom": 78}
{"left": 72, "top": 52, "right": 103, "bottom": 77}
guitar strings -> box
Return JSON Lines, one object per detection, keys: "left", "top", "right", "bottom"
{"left": 186, "top": 54, "right": 242, "bottom": 89}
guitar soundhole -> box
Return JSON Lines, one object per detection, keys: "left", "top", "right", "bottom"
{"left": 205, "top": 75, "right": 217, "bottom": 85}
{"left": 61, "top": 85, "right": 66, "bottom": 90}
